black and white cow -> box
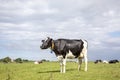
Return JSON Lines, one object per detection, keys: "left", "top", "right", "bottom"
{"left": 94, "top": 60, "right": 102, "bottom": 64}
{"left": 109, "top": 60, "right": 119, "bottom": 64}
{"left": 40, "top": 37, "right": 88, "bottom": 73}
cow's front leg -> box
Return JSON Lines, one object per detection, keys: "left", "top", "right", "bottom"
{"left": 57, "top": 56, "right": 66, "bottom": 73}
{"left": 63, "top": 59, "right": 66, "bottom": 73}
{"left": 60, "top": 60, "right": 63, "bottom": 73}
{"left": 57, "top": 56, "right": 64, "bottom": 73}
{"left": 84, "top": 49, "right": 88, "bottom": 72}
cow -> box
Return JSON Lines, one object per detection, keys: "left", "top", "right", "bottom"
{"left": 34, "top": 61, "right": 42, "bottom": 64}
{"left": 94, "top": 60, "right": 102, "bottom": 64}
{"left": 109, "top": 60, "right": 119, "bottom": 64}
{"left": 40, "top": 37, "right": 88, "bottom": 73}
{"left": 102, "top": 60, "right": 109, "bottom": 64}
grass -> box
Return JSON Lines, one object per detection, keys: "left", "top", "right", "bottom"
{"left": 0, "top": 62, "right": 120, "bottom": 80}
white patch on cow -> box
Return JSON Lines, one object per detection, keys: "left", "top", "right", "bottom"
{"left": 79, "top": 40, "right": 87, "bottom": 58}
{"left": 57, "top": 55, "right": 63, "bottom": 61}
{"left": 80, "top": 53, "right": 84, "bottom": 58}
{"left": 66, "top": 50, "right": 75, "bottom": 59}
{"left": 83, "top": 40, "right": 88, "bottom": 48}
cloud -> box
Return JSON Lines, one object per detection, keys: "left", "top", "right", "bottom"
{"left": 0, "top": 0, "right": 120, "bottom": 60}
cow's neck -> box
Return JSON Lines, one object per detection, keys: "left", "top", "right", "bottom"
{"left": 50, "top": 40, "right": 59, "bottom": 56}
{"left": 50, "top": 40, "right": 55, "bottom": 50}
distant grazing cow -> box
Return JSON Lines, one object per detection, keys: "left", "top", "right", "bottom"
{"left": 109, "top": 60, "right": 119, "bottom": 64}
{"left": 34, "top": 61, "right": 42, "bottom": 64}
{"left": 94, "top": 60, "right": 102, "bottom": 64}
{"left": 102, "top": 60, "right": 108, "bottom": 64}
{"left": 40, "top": 37, "right": 88, "bottom": 73}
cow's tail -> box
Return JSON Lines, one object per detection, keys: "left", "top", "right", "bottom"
{"left": 82, "top": 40, "right": 88, "bottom": 49}
{"left": 82, "top": 39, "right": 88, "bottom": 71}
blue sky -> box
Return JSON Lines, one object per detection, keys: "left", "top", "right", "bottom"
{"left": 0, "top": 0, "right": 120, "bottom": 61}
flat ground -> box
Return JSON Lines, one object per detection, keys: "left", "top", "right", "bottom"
{"left": 0, "top": 62, "right": 120, "bottom": 80}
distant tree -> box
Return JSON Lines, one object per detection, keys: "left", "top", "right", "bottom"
{"left": 41, "top": 59, "right": 49, "bottom": 62}
{"left": 0, "top": 59, "right": 3, "bottom": 62}
{"left": 41, "top": 59, "right": 46, "bottom": 62}
{"left": 23, "top": 59, "right": 29, "bottom": 62}
{"left": 3, "top": 57, "right": 11, "bottom": 63}
{"left": 14, "top": 58, "right": 23, "bottom": 63}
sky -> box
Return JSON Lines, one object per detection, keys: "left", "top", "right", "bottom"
{"left": 0, "top": 0, "right": 120, "bottom": 61}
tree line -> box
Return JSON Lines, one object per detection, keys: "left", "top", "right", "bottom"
{"left": 0, "top": 57, "right": 29, "bottom": 63}
{"left": 0, "top": 57, "right": 50, "bottom": 63}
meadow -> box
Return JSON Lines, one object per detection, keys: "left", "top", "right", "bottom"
{"left": 0, "top": 61, "right": 120, "bottom": 80}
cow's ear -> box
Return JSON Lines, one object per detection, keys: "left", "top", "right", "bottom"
{"left": 49, "top": 38, "right": 53, "bottom": 43}
{"left": 47, "top": 37, "right": 52, "bottom": 40}
{"left": 50, "top": 38, "right": 52, "bottom": 41}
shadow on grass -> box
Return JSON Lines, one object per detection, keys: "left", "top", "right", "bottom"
{"left": 38, "top": 68, "right": 76, "bottom": 73}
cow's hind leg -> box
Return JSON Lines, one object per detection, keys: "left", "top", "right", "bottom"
{"left": 84, "top": 49, "right": 88, "bottom": 72}
{"left": 84, "top": 54, "right": 88, "bottom": 72}
{"left": 82, "top": 40, "right": 88, "bottom": 72}
{"left": 78, "top": 58, "right": 82, "bottom": 71}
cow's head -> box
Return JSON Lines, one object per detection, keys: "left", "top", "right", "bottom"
{"left": 40, "top": 37, "right": 52, "bottom": 49}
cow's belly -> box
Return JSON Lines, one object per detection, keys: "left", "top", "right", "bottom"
{"left": 57, "top": 55, "right": 63, "bottom": 61}
{"left": 66, "top": 50, "right": 76, "bottom": 59}
{"left": 57, "top": 50, "right": 77, "bottom": 60}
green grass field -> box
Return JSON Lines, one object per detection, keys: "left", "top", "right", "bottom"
{"left": 0, "top": 62, "right": 120, "bottom": 80}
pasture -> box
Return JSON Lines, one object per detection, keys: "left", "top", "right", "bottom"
{"left": 0, "top": 62, "right": 120, "bottom": 80}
